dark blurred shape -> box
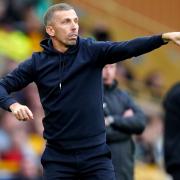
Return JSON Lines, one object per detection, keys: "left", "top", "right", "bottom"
{"left": 117, "top": 63, "right": 134, "bottom": 81}
{"left": 92, "top": 24, "right": 111, "bottom": 41}
{"left": 163, "top": 82, "right": 180, "bottom": 180}
{"left": 144, "top": 71, "right": 165, "bottom": 99}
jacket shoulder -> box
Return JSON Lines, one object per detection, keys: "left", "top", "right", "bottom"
{"left": 79, "top": 37, "right": 97, "bottom": 46}
{"left": 31, "top": 51, "right": 47, "bottom": 63}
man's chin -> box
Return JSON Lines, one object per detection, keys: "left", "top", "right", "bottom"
{"left": 67, "top": 39, "right": 77, "bottom": 46}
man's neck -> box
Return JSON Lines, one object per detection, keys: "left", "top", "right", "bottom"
{"left": 52, "top": 39, "right": 68, "bottom": 53}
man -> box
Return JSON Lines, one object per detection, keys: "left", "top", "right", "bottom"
{"left": 0, "top": 3, "right": 180, "bottom": 180}
{"left": 103, "top": 63, "right": 146, "bottom": 180}
{"left": 163, "top": 82, "right": 180, "bottom": 180}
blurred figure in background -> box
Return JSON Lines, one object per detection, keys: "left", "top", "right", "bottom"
{"left": 135, "top": 114, "right": 164, "bottom": 166}
{"left": 144, "top": 71, "right": 165, "bottom": 99}
{"left": 103, "top": 63, "right": 146, "bottom": 180}
{"left": 14, "top": 157, "right": 42, "bottom": 180}
{"left": 163, "top": 82, "right": 180, "bottom": 180}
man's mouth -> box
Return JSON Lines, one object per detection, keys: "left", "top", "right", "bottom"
{"left": 68, "top": 33, "right": 78, "bottom": 39}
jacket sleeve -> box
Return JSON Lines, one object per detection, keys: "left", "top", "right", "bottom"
{"left": 106, "top": 125, "right": 130, "bottom": 142}
{"left": 0, "top": 57, "right": 35, "bottom": 111}
{"left": 92, "top": 35, "right": 166, "bottom": 66}
{"left": 111, "top": 92, "right": 147, "bottom": 135}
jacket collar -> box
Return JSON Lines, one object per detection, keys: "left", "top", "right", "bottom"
{"left": 40, "top": 36, "right": 80, "bottom": 55}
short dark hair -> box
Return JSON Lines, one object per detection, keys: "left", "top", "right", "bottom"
{"left": 44, "top": 3, "right": 74, "bottom": 26}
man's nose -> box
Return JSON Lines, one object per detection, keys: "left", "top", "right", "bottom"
{"left": 106, "top": 69, "right": 111, "bottom": 75}
{"left": 71, "top": 22, "right": 78, "bottom": 30}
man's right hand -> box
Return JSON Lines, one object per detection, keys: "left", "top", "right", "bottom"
{"left": 162, "top": 32, "right": 180, "bottom": 46}
{"left": 9, "top": 102, "right": 34, "bottom": 121}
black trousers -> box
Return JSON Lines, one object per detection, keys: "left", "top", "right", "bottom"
{"left": 41, "top": 143, "right": 116, "bottom": 180}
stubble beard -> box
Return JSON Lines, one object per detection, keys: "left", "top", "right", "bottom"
{"left": 65, "top": 39, "right": 77, "bottom": 46}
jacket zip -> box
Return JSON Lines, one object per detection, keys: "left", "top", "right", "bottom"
{"left": 59, "top": 54, "right": 65, "bottom": 91}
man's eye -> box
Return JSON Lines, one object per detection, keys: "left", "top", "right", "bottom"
{"left": 74, "top": 19, "right": 79, "bottom": 23}
{"left": 61, "top": 20, "right": 68, "bottom": 24}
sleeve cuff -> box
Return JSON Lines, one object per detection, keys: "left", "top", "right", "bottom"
{"left": 159, "top": 34, "right": 169, "bottom": 45}
{"left": 3, "top": 98, "right": 17, "bottom": 111}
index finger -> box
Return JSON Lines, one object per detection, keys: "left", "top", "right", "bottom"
{"left": 24, "top": 107, "right": 34, "bottom": 120}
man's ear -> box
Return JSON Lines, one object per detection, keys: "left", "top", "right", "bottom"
{"left": 46, "top": 26, "right": 55, "bottom": 37}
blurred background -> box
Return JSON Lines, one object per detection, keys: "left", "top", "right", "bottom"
{"left": 0, "top": 0, "right": 179, "bottom": 179}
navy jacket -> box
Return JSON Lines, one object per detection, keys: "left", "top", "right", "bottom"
{"left": 103, "top": 81, "right": 146, "bottom": 143}
{"left": 0, "top": 35, "right": 165, "bottom": 149}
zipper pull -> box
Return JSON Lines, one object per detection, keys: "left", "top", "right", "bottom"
{"left": 59, "top": 83, "right": 62, "bottom": 90}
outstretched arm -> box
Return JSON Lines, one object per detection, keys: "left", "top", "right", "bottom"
{"left": 162, "top": 32, "right": 180, "bottom": 45}
{"left": 91, "top": 32, "right": 180, "bottom": 65}
{"left": 92, "top": 35, "right": 166, "bottom": 65}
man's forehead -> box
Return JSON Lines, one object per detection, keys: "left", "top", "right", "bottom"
{"left": 54, "top": 9, "right": 78, "bottom": 19}
{"left": 105, "top": 64, "right": 116, "bottom": 68}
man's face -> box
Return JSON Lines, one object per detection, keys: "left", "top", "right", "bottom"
{"left": 46, "top": 9, "right": 79, "bottom": 46}
{"left": 103, "top": 64, "right": 117, "bottom": 85}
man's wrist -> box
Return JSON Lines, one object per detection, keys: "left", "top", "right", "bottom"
{"left": 162, "top": 33, "right": 170, "bottom": 43}
{"left": 9, "top": 102, "right": 19, "bottom": 112}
